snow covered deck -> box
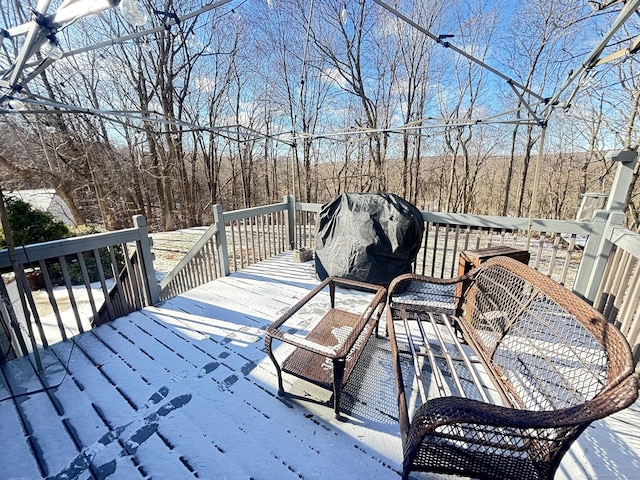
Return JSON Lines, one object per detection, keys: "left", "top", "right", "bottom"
{"left": 1, "top": 252, "right": 639, "bottom": 479}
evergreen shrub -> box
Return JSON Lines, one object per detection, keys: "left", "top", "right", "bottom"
{"left": 0, "top": 198, "right": 69, "bottom": 247}
{"left": 1, "top": 199, "right": 125, "bottom": 285}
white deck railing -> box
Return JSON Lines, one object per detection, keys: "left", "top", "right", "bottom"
{"left": 0, "top": 215, "right": 157, "bottom": 369}
{"left": 158, "top": 200, "right": 292, "bottom": 300}
{"left": 593, "top": 222, "right": 640, "bottom": 366}
{"left": 2, "top": 198, "right": 638, "bottom": 368}
{"left": 294, "top": 204, "right": 589, "bottom": 287}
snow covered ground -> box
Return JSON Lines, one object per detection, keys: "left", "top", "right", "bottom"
{"left": 4, "top": 276, "right": 113, "bottom": 348}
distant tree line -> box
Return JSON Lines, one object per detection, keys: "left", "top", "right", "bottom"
{"left": 1, "top": 0, "right": 639, "bottom": 231}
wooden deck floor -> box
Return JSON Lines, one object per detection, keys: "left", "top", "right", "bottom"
{"left": 1, "top": 252, "right": 639, "bottom": 479}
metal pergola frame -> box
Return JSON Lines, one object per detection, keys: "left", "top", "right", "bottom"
{"left": 0, "top": 0, "right": 640, "bottom": 131}
{"left": 0, "top": 0, "right": 639, "bottom": 204}
{"left": 1, "top": 1, "right": 639, "bottom": 143}
{"left": 0, "top": 0, "right": 637, "bottom": 229}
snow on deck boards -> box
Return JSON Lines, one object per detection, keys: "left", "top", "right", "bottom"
{"left": 0, "top": 254, "right": 400, "bottom": 480}
{"left": 0, "top": 252, "right": 639, "bottom": 480}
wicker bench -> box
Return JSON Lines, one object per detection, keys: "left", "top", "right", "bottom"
{"left": 387, "top": 256, "right": 638, "bottom": 480}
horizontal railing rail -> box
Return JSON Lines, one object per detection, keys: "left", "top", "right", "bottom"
{"left": 294, "top": 202, "right": 320, "bottom": 250}
{"left": 158, "top": 222, "right": 221, "bottom": 301}
{"left": 161, "top": 199, "right": 594, "bottom": 302}
{"left": 295, "top": 203, "right": 591, "bottom": 290}
{"left": 223, "top": 201, "right": 290, "bottom": 273}
{"left": 419, "top": 213, "right": 591, "bottom": 288}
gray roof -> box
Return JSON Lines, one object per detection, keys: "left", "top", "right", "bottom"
{"left": 5, "top": 189, "right": 76, "bottom": 226}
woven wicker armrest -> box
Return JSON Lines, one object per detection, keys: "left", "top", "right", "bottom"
{"left": 404, "top": 375, "right": 638, "bottom": 480}
{"left": 388, "top": 272, "right": 466, "bottom": 300}
{"left": 407, "top": 398, "right": 575, "bottom": 450}
{"left": 388, "top": 272, "right": 473, "bottom": 317}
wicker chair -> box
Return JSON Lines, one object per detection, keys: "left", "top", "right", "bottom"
{"left": 387, "top": 256, "right": 638, "bottom": 480}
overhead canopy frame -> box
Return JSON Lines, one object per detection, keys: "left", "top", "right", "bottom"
{"left": 0, "top": 1, "right": 639, "bottom": 146}
{"left": 369, "top": 0, "right": 640, "bottom": 245}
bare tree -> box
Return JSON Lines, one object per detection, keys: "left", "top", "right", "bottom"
{"left": 308, "top": 0, "right": 393, "bottom": 191}
{"left": 498, "top": 0, "right": 585, "bottom": 217}
{"left": 386, "top": 1, "right": 443, "bottom": 204}
{"left": 435, "top": 0, "right": 500, "bottom": 213}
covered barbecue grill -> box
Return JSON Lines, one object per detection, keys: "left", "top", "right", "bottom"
{"left": 314, "top": 193, "right": 424, "bottom": 287}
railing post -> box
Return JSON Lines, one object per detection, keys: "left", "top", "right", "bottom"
{"left": 285, "top": 195, "right": 296, "bottom": 249}
{"left": 133, "top": 215, "right": 160, "bottom": 305}
{"left": 573, "top": 210, "right": 625, "bottom": 303}
{"left": 605, "top": 150, "right": 638, "bottom": 211}
{"left": 574, "top": 150, "right": 637, "bottom": 303}
{"left": 213, "top": 204, "right": 230, "bottom": 276}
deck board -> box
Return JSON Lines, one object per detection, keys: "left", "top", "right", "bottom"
{"left": 1, "top": 252, "right": 639, "bottom": 479}
{"left": 0, "top": 374, "right": 42, "bottom": 479}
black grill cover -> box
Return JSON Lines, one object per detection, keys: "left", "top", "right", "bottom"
{"left": 314, "top": 193, "right": 424, "bottom": 286}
